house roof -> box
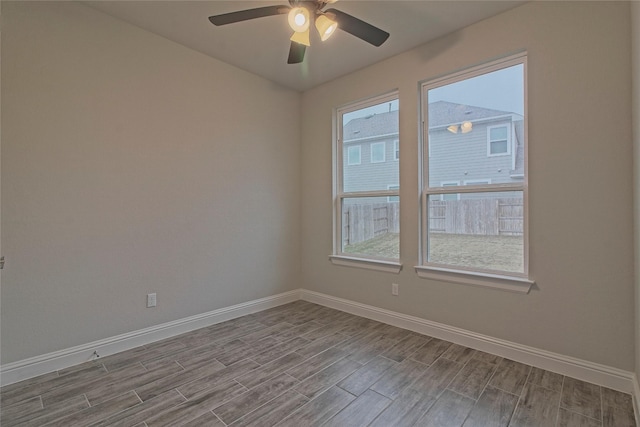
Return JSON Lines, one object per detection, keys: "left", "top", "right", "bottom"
{"left": 427, "top": 101, "right": 514, "bottom": 127}
{"left": 343, "top": 110, "right": 399, "bottom": 142}
{"left": 343, "top": 101, "right": 518, "bottom": 142}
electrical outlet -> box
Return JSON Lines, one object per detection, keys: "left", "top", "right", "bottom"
{"left": 147, "top": 293, "right": 157, "bottom": 308}
{"left": 392, "top": 283, "right": 399, "bottom": 296}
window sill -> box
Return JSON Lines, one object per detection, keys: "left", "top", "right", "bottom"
{"left": 329, "top": 255, "right": 402, "bottom": 274}
{"left": 414, "top": 265, "right": 534, "bottom": 294}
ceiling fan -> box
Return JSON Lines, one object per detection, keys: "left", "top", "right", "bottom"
{"left": 208, "top": 0, "right": 390, "bottom": 64}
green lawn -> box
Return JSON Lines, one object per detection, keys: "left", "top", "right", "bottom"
{"left": 344, "top": 232, "right": 523, "bottom": 273}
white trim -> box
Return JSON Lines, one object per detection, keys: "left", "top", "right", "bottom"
{"left": 0, "top": 290, "right": 300, "bottom": 386}
{"left": 420, "top": 53, "right": 529, "bottom": 276}
{"left": 329, "top": 255, "right": 402, "bottom": 274}
{"left": 393, "top": 140, "right": 400, "bottom": 161}
{"left": 4, "top": 287, "right": 638, "bottom": 409}
{"left": 415, "top": 265, "right": 533, "bottom": 294}
{"left": 334, "top": 91, "right": 399, "bottom": 266}
{"left": 299, "top": 289, "right": 636, "bottom": 394}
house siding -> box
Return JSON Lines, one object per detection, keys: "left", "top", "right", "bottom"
{"left": 428, "top": 118, "right": 518, "bottom": 190}
{"left": 343, "top": 137, "right": 399, "bottom": 193}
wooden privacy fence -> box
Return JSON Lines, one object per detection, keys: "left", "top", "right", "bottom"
{"left": 342, "top": 203, "right": 400, "bottom": 246}
{"left": 429, "top": 198, "right": 523, "bottom": 236}
{"left": 343, "top": 198, "right": 523, "bottom": 246}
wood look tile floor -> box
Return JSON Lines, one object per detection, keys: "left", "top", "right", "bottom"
{"left": 1, "top": 301, "right": 636, "bottom": 427}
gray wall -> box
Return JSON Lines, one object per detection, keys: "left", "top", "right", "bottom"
{"left": 1, "top": 2, "right": 301, "bottom": 363}
{"left": 632, "top": 0, "right": 640, "bottom": 385}
{"left": 301, "top": 2, "right": 635, "bottom": 370}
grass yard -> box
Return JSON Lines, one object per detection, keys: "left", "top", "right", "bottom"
{"left": 344, "top": 232, "right": 523, "bottom": 273}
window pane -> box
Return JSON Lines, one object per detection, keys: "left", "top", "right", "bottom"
{"left": 347, "top": 145, "right": 361, "bottom": 165}
{"left": 427, "top": 191, "right": 523, "bottom": 273}
{"left": 427, "top": 64, "right": 523, "bottom": 187}
{"left": 371, "top": 142, "right": 385, "bottom": 163}
{"left": 490, "top": 126, "right": 508, "bottom": 141}
{"left": 343, "top": 100, "right": 399, "bottom": 192}
{"left": 490, "top": 140, "right": 508, "bottom": 154}
{"left": 342, "top": 197, "right": 399, "bottom": 259}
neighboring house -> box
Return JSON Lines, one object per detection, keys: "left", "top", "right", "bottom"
{"left": 428, "top": 101, "right": 524, "bottom": 200}
{"left": 342, "top": 109, "right": 399, "bottom": 196}
{"left": 342, "top": 101, "right": 524, "bottom": 200}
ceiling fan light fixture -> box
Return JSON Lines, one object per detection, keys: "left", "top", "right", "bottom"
{"left": 315, "top": 15, "right": 337, "bottom": 41}
{"left": 288, "top": 7, "right": 310, "bottom": 33}
{"left": 290, "top": 28, "right": 311, "bottom": 47}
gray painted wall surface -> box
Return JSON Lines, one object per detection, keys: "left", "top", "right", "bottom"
{"left": 1, "top": 2, "right": 301, "bottom": 363}
{"left": 301, "top": 1, "right": 634, "bottom": 370}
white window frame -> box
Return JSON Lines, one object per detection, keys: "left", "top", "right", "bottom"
{"left": 330, "top": 91, "right": 401, "bottom": 273}
{"left": 370, "top": 141, "right": 386, "bottom": 163}
{"left": 347, "top": 145, "right": 361, "bottom": 165}
{"left": 417, "top": 52, "right": 532, "bottom": 293}
{"left": 487, "top": 124, "right": 511, "bottom": 156}
{"left": 394, "top": 140, "right": 400, "bottom": 161}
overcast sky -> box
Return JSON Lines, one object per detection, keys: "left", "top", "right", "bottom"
{"left": 429, "top": 64, "right": 524, "bottom": 115}
{"left": 343, "top": 63, "right": 523, "bottom": 124}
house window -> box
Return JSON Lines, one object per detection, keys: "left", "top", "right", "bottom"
{"left": 463, "top": 179, "right": 492, "bottom": 186}
{"left": 371, "top": 142, "right": 385, "bottom": 163}
{"left": 419, "top": 52, "right": 530, "bottom": 290}
{"left": 394, "top": 140, "right": 400, "bottom": 160}
{"left": 488, "top": 125, "right": 510, "bottom": 156}
{"left": 388, "top": 185, "right": 399, "bottom": 202}
{"left": 347, "top": 145, "right": 361, "bottom": 165}
{"left": 441, "top": 182, "right": 460, "bottom": 201}
{"left": 332, "top": 92, "right": 400, "bottom": 268}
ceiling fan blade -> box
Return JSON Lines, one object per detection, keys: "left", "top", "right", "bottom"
{"left": 209, "top": 6, "right": 288, "bottom": 26}
{"left": 325, "top": 8, "right": 389, "bottom": 47}
{"left": 287, "top": 41, "right": 306, "bottom": 64}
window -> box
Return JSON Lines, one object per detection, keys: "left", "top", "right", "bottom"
{"left": 488, "top": 125, "right": 510, "bottom": 156}
{"left": 347, "top": 145, "right": 361, "bottom": 165}
{"left": 388, "top": 185, "right": 399, "bottom": 202}
{"left": 441, "top": 182, "right": 460, "bottom": 201}
{"left": 394, "top": 140, "right": 400, "bottom": 160}
{"left": 371, "top": 142, "right": 385, "bottom": 163}
{"left": 332, "top": 92, "right": 400, "bottom": 271}
{"left": 464, "top": 179, "right": 492, "bottom": 186}
{"left": 419, "top": 53, "right": 531, "bottom": 291}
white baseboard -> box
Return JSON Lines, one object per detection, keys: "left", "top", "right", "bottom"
{"left": 2, "top": 286, "right": 637, "bottom": 409}
{"left": 300, "top": 289, "right": 637, "bottom": 394}
{"left": 0, "top": 290, "right": 300, "bottom": 387}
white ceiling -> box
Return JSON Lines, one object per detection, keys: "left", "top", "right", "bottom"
{"left": 85, "top": 1, "right": 525, "bottom": 92}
